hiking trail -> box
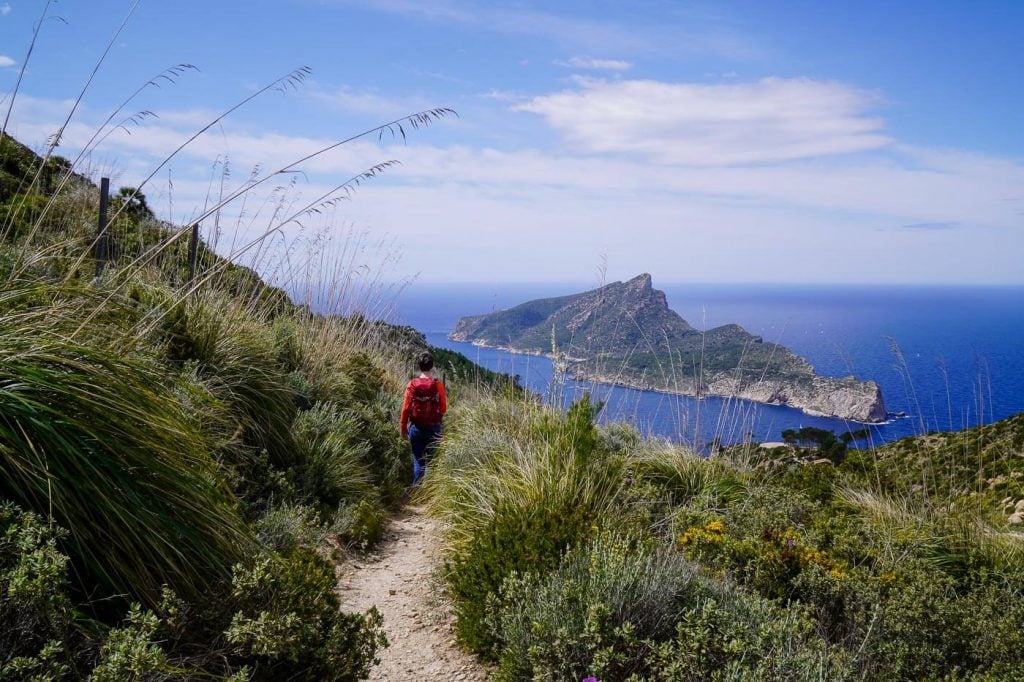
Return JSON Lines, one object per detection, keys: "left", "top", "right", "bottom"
{"left": 338, "top": 507, "right": 489, "bottom": 681}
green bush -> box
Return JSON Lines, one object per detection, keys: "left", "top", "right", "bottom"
{"left": 336, "top": 498, "right": 388, "bottom": 550}
{"left": 1, "top": 502, "right": 75, "bottom": 679}
{"left": 494, "top": 532, "right": 696, "bottom": 681}
{"left": 160, "top": 293, "right": 297, "bottom": 468}
{"left": 225, "top": 547, "right": 387, "bottom": 681}
{"left": 89, "top": 604, "right": 172, "bottom": 681}
{"left": 492, "top": 531, "right": 849, "bottom": 681}
{"left": 447, "top": 495, "right": 600, "bottom": 657}
{"left": 645, "top": 595, "right": 847, "bottom": 681}
{"left": 289, "top": 403, "right": 374, "bottom": 509}
{"left": 255, "top": 503, "right": 337, "bottom": 554}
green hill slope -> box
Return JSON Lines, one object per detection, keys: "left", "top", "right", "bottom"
{"left": 0, "top": 132, "right": 513, "bottom": 680}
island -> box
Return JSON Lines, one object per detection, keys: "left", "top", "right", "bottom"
{"left": 450, "top": 274, "right": 887, "bottom": 423}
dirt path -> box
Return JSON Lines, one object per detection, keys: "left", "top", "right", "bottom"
{"left": 338, "top": 507, "right": 490, "bottom": 681}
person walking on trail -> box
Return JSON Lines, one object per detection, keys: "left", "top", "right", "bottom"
{"left": 400, "top": 352, "right": 447, "bottom": 483}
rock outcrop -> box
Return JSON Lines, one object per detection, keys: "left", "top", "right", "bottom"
{"left": 451, "top": 274, "right": 887, "bottom": 423}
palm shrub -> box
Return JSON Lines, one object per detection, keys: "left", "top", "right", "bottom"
{"left": 287, "top": 400, "right": 393, "bottom": 547}
{"left": 292, "top": 344, "right": 410, "bottom": 506}
{"left": 160, "top": 291, "right": 298, "bottom": 468}
{"left": 0, "top": 291, "right": 252, "bottom": 605}
{"left": 265, "top": 308, "right": 411, "bottom": 506}
{"left": 289, "top": 402, "right": 375, "bottom": 509}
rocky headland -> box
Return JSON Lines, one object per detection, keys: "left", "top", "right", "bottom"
{"left": 451, "top": 274, "right": 887, "bottom": 422}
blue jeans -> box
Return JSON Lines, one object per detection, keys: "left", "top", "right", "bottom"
{"left": 408, "top": 423, "right": 442, "bottom": 483}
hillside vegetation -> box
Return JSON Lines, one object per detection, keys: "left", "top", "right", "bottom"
{"left": 426, "top": 393, "right": 1024, "bottom": 681}
{"left": 0, "top": 130, "right": 507, "bottom": 679}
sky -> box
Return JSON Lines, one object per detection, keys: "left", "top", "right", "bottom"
{"left": 1, "top": 0, "right": 1022, "bottom": 285}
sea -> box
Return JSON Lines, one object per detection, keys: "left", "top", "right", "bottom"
{"left": 385, "top": 283, "right": 1024, "bottom": 451}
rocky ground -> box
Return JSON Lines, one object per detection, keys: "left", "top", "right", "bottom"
{"left": 338, "top": 508, "right": 489, "bottom": 681}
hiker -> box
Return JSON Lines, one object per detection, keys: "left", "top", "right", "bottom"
{"left": 399, "top": 351, "right": 447, "bottom": 483}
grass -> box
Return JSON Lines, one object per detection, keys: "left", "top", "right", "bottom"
{"left": 0, "top": 284, "right": 253, "bottom": 605}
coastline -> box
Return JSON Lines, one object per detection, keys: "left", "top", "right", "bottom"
{"left": 448, "top": 335, "right": 889, "bottom": 425}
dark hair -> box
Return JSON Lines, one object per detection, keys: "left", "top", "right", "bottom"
{"left": 417, "top": 352, "right": 434, "bottom": 372}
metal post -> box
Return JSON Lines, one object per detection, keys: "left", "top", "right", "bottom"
{"left": 187, "top": 223, "right": 199, "bottom": 283}
{"left": 94, "top": 177, "right": 110, "bottom": 278}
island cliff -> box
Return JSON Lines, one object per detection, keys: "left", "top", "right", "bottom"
{"left": 451, "top": 274, "right": 887, "bottom": 422}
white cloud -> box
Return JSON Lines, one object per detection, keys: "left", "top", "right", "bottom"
{"left": 1, "top": 4, "right": 11, "bottom": 17}
{"left": 515, "top": 77, "right": 890, "bottom": 165}
{"left": 0, "top": 55, "right": 15, "bottom": 68}
{"left": 554, "top": 56, "right": 632, "bottom": 71}
{"left": 6, "top": 91, "right": 1022, "bottom": 284}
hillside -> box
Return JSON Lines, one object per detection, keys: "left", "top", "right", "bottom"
{"left": 452, "top": 273, "right": 887, "bottom": 422}
{"left": 847, "top": 412, "right": 1024, "bottom": 509}
{"left": 0, "top": 131, "right": 511, "bottom": 680}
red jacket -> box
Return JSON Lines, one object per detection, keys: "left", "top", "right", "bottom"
{"left": 400, "top": 376, "right": 447, "bottom": 437}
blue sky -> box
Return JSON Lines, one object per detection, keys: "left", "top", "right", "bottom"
{"left": 1, "top": 0, "right": 1022, "bottom": 285}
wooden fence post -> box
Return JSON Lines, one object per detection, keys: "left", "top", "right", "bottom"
{"left": 187, "top": 223, "right": 199, "bottom": 283}
{"left": 94, "top": 177, "right": 110, "bottom": 278}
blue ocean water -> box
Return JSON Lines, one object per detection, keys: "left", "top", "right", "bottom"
{"left": 389, "top": 283, "right": 1024, "bottom": 449}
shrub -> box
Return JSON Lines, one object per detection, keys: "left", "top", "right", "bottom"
{"left": 494, "top": 532, "right": 697, "bottom": 681}
{"left": 1, "top": 502, "right": 75, "bottom": 678}
{"left": 89, "top": 604, "right": 171, "bottom": 682}
{"left": 255, "top": 503, "right": 336, "bottom": 554}
{"left": 492, "top": 531, "right": 849, "bottom": 681}
{"left": 645, "top": 595, "right": 848, "bottom": 681}
{"left": 160, "top": 292, "right": 297, "bottom": 467}
{"left": 225, "top": 548, "right": 387, "bottom": 681}
{"left": 289, "top": 402, "right": 374, "bottom": 509}
{"left": 336, "top": 498, "right": 388, "bottom": 550}
{"left": 447, "top": 494, "right": 601, "bottom": 657}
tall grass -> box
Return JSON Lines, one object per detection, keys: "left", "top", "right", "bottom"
{"left": 161, "top": 289, "right": 299, "bottom": 467}
{"left": 426, "top": 395, "right": 621, "bottom": 553}
{"left": 0, "top": 285, "right": 252, "bottom": 605}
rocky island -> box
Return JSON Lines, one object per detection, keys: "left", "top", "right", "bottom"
{"left": 450, "top": 274, "right": 887, "bottom": 422}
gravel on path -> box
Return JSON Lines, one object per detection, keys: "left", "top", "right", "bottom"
{"left": 338, "top": 508, "right": 490, "bottom": 681}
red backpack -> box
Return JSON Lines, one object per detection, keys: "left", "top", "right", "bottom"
{"left": 408, "top": 377, "right": 442, "bottom": 426}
